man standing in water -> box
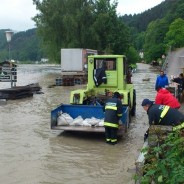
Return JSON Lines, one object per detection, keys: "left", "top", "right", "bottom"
{"left": 155, "top": 70, "right": 169, "bottom": 90}
{"left": 104, "top": 92, "right": 123, "bottom": 145}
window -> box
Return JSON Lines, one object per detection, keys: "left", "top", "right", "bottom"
{"left": 94, "top": 58, "right": 116, "bottom": 70}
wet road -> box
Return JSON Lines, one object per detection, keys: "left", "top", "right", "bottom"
{"left": 0, "top": 63, "right": 159, "bottom": 184}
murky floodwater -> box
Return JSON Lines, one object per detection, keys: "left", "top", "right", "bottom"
{"left": 0, "top": 63, "right": 159, "bottom": 184}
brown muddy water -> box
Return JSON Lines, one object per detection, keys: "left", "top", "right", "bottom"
{"left": 0, "top": 63, "right": 159, "bottom": 184}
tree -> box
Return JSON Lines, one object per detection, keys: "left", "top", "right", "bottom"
{"left": 143, "top": 18, "right": 169, "bottom": 62}
{"left": 164, "top": 18, "right": 184, "bottom": 50}
{"left": 126, "top": 46, "right": 140, "bottom": 64}
{"left": 33, "top": 0, "right": 131, "bottom": 63}
{"left": 134, "top": 31, "right": 145, "bottom": 51}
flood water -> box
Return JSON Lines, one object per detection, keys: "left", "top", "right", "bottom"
{"left": 0, "top": 63, "right": 159, "bottom": 184}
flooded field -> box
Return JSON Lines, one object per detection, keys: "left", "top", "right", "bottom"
{"left": 0, "top": 63, "right": 159, "bottom": 184}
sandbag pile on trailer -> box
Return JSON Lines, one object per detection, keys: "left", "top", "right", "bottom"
{"left": 57, "top": 111, "right": 104, "bottom": 127}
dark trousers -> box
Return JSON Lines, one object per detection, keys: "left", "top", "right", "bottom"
{"left": 105, "top": 126, "right": 118, "bottom": 144}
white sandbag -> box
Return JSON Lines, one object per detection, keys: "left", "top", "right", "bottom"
{"left": 82, "top": 119, "right": 91, "bottom": 127}
{"left": 71, "top": 116, "right": 84, "bottom": 126}
{"left": 57, "top": 113, "right": 73, "bottom": 126}
{"left": 97, "top": 120, "right": 104, "bottom": 127}
{"left": 57, "top": 115, "right": 68, "bottom": 126}
{"left": 86, "top": 117, "right": 100, "bottom": 126}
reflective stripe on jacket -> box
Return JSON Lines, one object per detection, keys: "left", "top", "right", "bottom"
{"left": 173, "top": 122, "right": 184, "bottom": 131}
{"left": 104, "top": 122, "right": 119, "bottom": 128}
{"left": 159, "top": 105, "right": 170, "bottom": 123}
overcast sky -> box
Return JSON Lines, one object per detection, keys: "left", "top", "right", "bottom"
{"left": 0, "top": 0, "right": 164, "bottom": 32}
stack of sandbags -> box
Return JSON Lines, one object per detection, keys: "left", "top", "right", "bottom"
{"left": 57, "top": 111, "right": 104, "bottom": 127}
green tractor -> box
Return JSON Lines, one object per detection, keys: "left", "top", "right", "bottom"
{"left": 70, "top": 55, "right": 136, "bottom": 116}
{"left": 51, "top": 55, "right": 136, "bottom": 134}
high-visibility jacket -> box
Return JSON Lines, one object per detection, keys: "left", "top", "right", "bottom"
{"left": 147, "top": 104, "right": 184, "bottom": 126}
{"left": 104, "top": 97, "right": 123, "bottom": 128}
{"left": 158, "top": 105, "right": 184, "bottom": 131}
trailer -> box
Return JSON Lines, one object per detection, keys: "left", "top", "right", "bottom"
{"left": 59, "top": 48, "right": 98, "bottom": 85}
{"left": 51, "top": 104, "right": 129, "bottom": 135}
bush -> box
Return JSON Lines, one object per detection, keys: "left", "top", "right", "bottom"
{"left": 135, "top": 130, "right": 184, "bottom": 184}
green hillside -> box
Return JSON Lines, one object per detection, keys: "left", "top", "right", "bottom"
{"left": 1, "top": 0, "right": 184, "bottom": 63}
{"left": 121, "top": 0, "right": 184, "bottom": 62}
{"left": 0, "top": 29, "right": 45, "bottom": 62}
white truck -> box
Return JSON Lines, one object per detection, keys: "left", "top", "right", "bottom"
{"left": 60, "top": 48, "right": 98, "bottom": 85}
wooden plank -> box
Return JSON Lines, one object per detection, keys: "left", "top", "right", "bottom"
{"left": 0, "top": 83, "right": 41, "bottom": 99}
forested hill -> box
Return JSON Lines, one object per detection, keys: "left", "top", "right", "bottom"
{"left": 0, "top": 29, "right": 44, "bottom": 62}
{"left": 121, "top": 0, "right": 183, "bottom": 32}
{"left": 120, "top": 0, "right": 184, "bottom": 63}
{"left": 0, "top": 0, "right": 184, "bottom": 63}
{"left": 0, "top": 29, "right": 8, "bottom": 48}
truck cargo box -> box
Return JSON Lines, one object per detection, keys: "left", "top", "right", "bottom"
{"left": 61, "top": 49, "right": 83, "bottom": 72}
{"left": 51, "top": 104, "right": 129, "bottom": 135}
{"left": 61, "top": 48, "right": 97, "bottom": 72}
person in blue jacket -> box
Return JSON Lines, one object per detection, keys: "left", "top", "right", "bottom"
{"left": 155, "top": 70, "right": 169, "bottom": 90}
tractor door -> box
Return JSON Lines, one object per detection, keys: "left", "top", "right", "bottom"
{"left": 94, "top": 58, "right": 117, "bottom": 87}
